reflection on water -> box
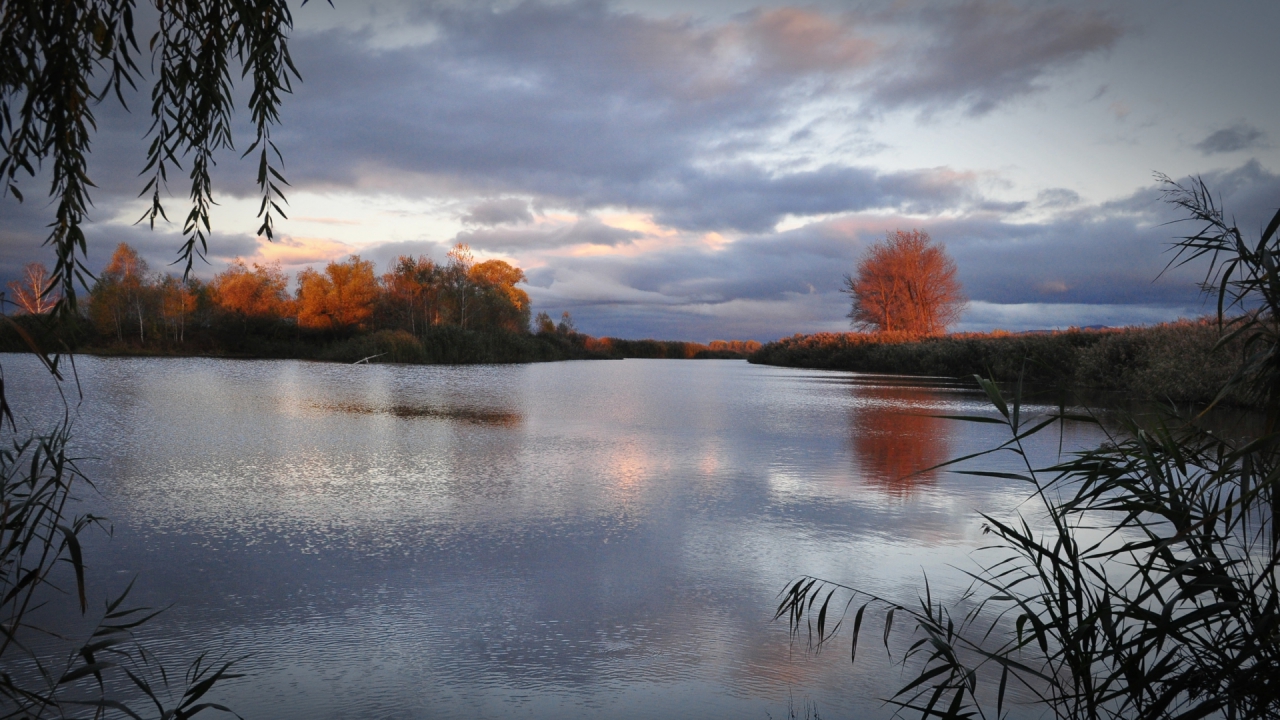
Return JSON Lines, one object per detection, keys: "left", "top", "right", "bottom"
{"left": 849, "top": 379, "right": 952, "bottom": 494}
{"left": 2, "top": 356, "right": 1105, "bottom": 720}
{"left": 316, "top": 401, "right": 522, "bottom": 425}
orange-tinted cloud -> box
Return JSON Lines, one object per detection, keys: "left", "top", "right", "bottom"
{"left": 249, "top": 235, "right": 355, "bottom": 267}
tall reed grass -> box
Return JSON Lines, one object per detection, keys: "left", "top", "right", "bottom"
{"left": 775, "top": 177, "right": 1280, "bottom": 720}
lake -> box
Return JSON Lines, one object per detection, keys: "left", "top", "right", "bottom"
{"left": 4, "top": 355, "right": 1105, "bottom": 719}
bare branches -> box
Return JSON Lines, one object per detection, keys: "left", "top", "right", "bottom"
{"left": 6, "top": 263, "right": 60, "bottom": 315}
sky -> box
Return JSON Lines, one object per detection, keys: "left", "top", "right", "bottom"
{"left": 2, "top": 0, "right": 1279, "bottom": 341}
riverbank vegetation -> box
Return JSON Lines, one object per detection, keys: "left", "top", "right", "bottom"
{"left": 2, "top": 243, "right": 758, "bottom": 364}
{"left": 750, "top": 318, "right": 1249, "bottom": 407}
{"left": 777, "top": 177, "right": 1280, "bottom": 720}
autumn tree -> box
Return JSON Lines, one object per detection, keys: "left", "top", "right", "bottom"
{"left": 297, "top": 255, "right": 379, "bottom": 331}
{"left": 557, "top": 311, "right": 577, "bottom": 334}
{"left": 382, "top": 255, "right": 441, "bottom": 335}
{"left": 534, "top": 311, "right": 556, "bottom": 334}
{"left": 444, "top": 243, "right": 476, "bottom": 328}
{"left": 469, "top": 259, "right": 531, "bottom": 333}
{"left": 158, "top": 275, "right": 201, "bottom": 344}
{"left": 845, "top": 230, "right": 964, "bottom": 337}
{"left": 211, "top": 259, "right": 292, "bottom": 320}
{"left": 89, "top": 243, "right": 155, "bottom": 344}
{"left": 6, "top": 262, "right": 58, "bottom": 314}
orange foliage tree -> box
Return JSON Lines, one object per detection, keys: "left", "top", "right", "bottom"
{"left": 6, "top": 262, "right": 59, "bottom": 314}
{"left": 382, "top": 255, "right": 441, "bottom": 335}
{"left": 845, "top": 229, "right": 964, "bottom": 336}
{"left": 469, "top": 259, "right": 531, "bottom": 333}
{"left": 210, "top": 259, "right": 291, "bottom": 320}
{"left": 158, "top": 275, "right": 200, "bottom": 343}
{"left": 296, "top": 255, "right": 379, "bottom": 330}
{"left": 89, "top": 243, "right": 154, "bottom": 343}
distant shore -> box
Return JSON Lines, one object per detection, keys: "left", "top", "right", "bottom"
{"left": 747, "top": 319, "right": 1253, "bottom": 408}
{"left": 0, "top": 314, "right": 758, "bottom": 365}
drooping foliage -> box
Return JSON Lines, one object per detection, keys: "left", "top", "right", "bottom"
{"left": 0, "top": 3, "right": 314, "bottom": 717}
{"left": 0, "top": 0, "right": 313, "bottom": 316}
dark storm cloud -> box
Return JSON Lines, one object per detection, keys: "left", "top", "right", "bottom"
{"left": 640, "top": 164, "right": 977, "bottom": 232}
{"left": 864, "top": 2, "right": 1122, "bottom": 116}
{"left": 461, "top": 198, "right": 535, "bottom": 226}
{"left": 260, "top": 0, "right": 1120, "bottom": 231}
{"left": 1035, "top": 188, "right": 1081, "bottom": 208}
{"left": 1196, "top": 123, "right": 1268, "bottom": 155}
{"left": 1, "top": 0, "right": 1125, "bottom": 282}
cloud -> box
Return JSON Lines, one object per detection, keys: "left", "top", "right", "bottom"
{"left": 1195, "top": 123, "right": 1268, "bottom": 155}
{"left": 251, "top": 0, "right": 1120, "bottom": 233}
{"left": 1035, "top": 188, "right": 1081, "bottom": 208}
{"left": 863, "top": 2, "right": 1122, "bottom": 116}
{"left": 0, "top": 0, "right": 1122, "bottom": 265}
{"left": 957, "top": 301, "right": 1200, "bottom": 332}
{"left": 456, "top": 217, "right": 643, "bottom": 251}
{"left": 461, "top": 198, "right": 535, "bottom": 226}
{"left": 740, "top": 8, "right": 878, "bottom": 75}
{"left": 249, "top": 235, "right": 357, "bottom": 268}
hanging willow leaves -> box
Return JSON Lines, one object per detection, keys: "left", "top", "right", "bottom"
{"left": 0, "top": 4, "right": 319, "bottom": 716}
{"left": 1, "top": 0, "right": 326, "bottom": 317}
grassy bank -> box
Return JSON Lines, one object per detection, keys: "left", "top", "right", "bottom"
{"left": 748, "top": 319, "right": 1251, "bottom": 406}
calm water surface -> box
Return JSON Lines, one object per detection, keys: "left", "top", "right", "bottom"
{"left": 6, "top": 355, "right": 1105, "bottom": 719}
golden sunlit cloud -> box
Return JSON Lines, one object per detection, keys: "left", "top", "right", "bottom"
{"left": 597, "top": 212, "right": 678, "bottom": 238}
{"left": 250, "top": 235, "right": 355, "bottom": 266}
{"left": 701, "top": 231, "right": 729, "bottom": 250}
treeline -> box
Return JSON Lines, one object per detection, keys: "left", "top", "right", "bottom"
{"left": 83, "top": 242, "right": 532, "bottom": 345}
{"left": 3, "top": 243, "right": 761, "bottom": 364}
{"left": 748, "top": 319, "right": 1252, "bottom": 407}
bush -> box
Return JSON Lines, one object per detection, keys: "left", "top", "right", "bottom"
{"left": 319, "top": 329, "right": 429, "bottom": 364}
